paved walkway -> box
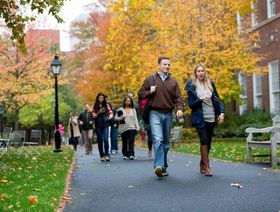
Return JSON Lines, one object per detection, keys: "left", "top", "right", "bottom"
{"left": 64, "top": 145, "right": 280, "bottom": 212}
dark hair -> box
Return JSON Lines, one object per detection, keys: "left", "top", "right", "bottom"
{"left": 93, "top": 93, "right": 108, "bottom": 111}
{"left": 122, "top": 96, "right": 134, "bottom": 108}
{"left": 158, "top": 56, "right": 170, "bottom": 64}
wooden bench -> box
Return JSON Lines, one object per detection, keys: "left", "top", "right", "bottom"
{"left": 245, "top": 115, "right": 280, "bottom": 167}
{"left": 170, "top": 126, "right": 183, "bottom": 147}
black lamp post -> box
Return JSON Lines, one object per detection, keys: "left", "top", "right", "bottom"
{"left": 0, "top": 105, "right": 5, "bottom": 133}
{"left": 50, "top": 55, "right": 63, "bottom": 153}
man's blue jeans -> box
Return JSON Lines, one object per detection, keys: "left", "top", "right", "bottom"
{"left": 150, "top": 110, "right": 173, "bottom": 169}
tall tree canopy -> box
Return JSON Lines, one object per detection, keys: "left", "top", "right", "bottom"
{"left": 104, "top": 0, "right": 262, "bottom": 104}
{"left": 0, "top": 30, "right": 54, "bottom": 129}
{"left": 68, "top": 0, "right": 262, "bottom": 106}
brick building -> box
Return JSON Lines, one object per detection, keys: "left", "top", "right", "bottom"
{"left": 233, "top": 0, "right": 280, "bottom": 115}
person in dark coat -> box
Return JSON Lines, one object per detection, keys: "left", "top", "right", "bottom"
{"left": 78, "top": 104, "right": 94, "bottom": 155}
{"left": 185, "top": 64, "right": 225, "bottom": 176}
{"left": 92, "top": 93, "right": 113, "bottom": 161}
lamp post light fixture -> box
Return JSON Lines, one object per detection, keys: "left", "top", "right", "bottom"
{"left": 50, "top": 55, "right": 63, "bottom": 153}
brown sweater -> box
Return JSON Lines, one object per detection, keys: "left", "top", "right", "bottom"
{"left": 138, "top": 72, "right": 184, "bottom": 113}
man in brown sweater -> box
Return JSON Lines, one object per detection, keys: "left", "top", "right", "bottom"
{"left": 138, "top": 56, "right": 184, "bottom": 177}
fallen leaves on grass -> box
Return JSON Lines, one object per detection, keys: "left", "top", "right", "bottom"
{"left": 0, "top": 193, "right": 9, "bottom": 201}
{"left": 28, "top": 196, "right": 38, "bottom": 204}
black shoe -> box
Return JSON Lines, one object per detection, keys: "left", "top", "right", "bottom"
{"left": 129, "top": 156, "right": 134, "bottom": 160}
{"left": 162, "top": 169, "right": 169, "bottom": 177}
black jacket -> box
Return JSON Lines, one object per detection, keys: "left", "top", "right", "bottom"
{"left": 78, "top": 110, "right": 94, "bottom": 130}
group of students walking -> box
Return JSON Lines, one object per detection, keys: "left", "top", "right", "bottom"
{"left": 68, "top": 56, "right": 225, "bottom": 177}
{"left": 68, "top": 93, "right": 140, "bottom": 161}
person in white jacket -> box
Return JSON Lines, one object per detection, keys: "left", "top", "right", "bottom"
{"left": 115, "top": 96, "right": 140, "bottom": 160}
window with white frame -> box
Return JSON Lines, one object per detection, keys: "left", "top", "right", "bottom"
{"left": 268, "top": 61, "right": 280, "bottom": 114}
{"left": 239, "top": 73, "right": 248, "bottom": 114}
{"left": 236, "top": 11, "right": 244, "bottom": 31}
{"left": 267, "top": 0, "right": 276, "bottom": 18}
{"left": 253, "top": 74, "right": 262, "bottom": 109}
{"left": 251, "top": 1, "right": 258, "bottom": 27}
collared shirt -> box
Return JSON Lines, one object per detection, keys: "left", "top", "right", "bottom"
{"left": 157, "top": 71, "right": 169, "bottom": 81}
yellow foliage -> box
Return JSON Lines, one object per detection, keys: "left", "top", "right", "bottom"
{"left": 102, "top": 0, "right": 262, "bottom": 105}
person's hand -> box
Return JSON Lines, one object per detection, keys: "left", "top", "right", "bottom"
{"left": 176, "top": 110, "right": 183, "bottom": 118}
{"left": 79, "top": 121, "right": 83, "bottom": 125}
{"left": 218, "top": 113, "right": 225, "bottom": 124}
{"left": 150, "top": 86, "right": 157, "bottom": 94}
{"left": 109, "top": 114, "right": 113, "bottom": 120}
{"left": 200, "top": 95, "right": 211, "bottom": 100}
{"left": 92, "top": 112, "right": 97, "bottom": 118}
{"left": 98, "top": 108, "right": 105, "bottom": 114}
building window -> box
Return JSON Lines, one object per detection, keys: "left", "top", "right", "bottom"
{"left": 239, "top": 73, "right": 248, "bottom": 114}
{"left": 253, "top": 74, "right": 263, "bottom": 109}
{"left": 251, "top": 1, "right": 258, "bottom": 27}
{"left": 268, "top": 61, "right": 280, "bottom": 114}
{"left": 267, "top": 0, "right": 276, "bottom": 18}
{"left": 236, "top": 12, "right": 244, "bottom": 31}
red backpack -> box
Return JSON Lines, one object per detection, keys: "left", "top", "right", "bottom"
{"left": 138, "top": 74, "right": 156, "bottom": 124}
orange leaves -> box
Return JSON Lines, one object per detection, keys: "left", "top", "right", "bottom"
{"left": 68, "top": 0, "right": 262, "bottom": 105}
{"left": 28, "top": 196, "right": 38, "bottom": 204}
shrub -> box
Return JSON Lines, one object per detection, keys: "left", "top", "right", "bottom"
{"left": 214, "top": 109, "right": 272, "bottom": 138}
{"left": 182, "top": 128, "right": 197, "bottom": 139}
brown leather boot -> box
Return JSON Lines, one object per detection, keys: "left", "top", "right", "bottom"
{"left": 199, "top": 147, "right": 206, "bottom": 174}
{"left": 200, "top": 160, "right": 206, "bottom": 174}
{"left": 201, "top": 145, "right": 212, "bottom": 177}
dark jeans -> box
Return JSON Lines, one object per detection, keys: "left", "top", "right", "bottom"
{"left": 121, "top": 130, "right": 136, "bottom": 157}
{"left": 147, "top": 127, "right": 152, "bottom": 151}
{"left": 196, "top": 122, "right": 215, "bottom": 151}
{"left": 96, "top": 126, "right": 109, "bottom": 157}
{"left": 110, "top": 126, "right": 119, "bottom": 151}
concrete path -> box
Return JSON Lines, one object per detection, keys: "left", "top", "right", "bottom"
{"left": 64, "top": 145, "right": 280, "bottom": 212}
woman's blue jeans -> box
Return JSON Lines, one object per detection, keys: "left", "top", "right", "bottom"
{"left": 150, "top": 110, "right": 173, "bottom": 169}
{"left": 95, "top": 126, "right": 109, "bottom": 157}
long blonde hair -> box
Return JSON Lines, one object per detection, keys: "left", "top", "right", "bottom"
{"left": 191, "top": 65, "right": 213, "bottom": 92}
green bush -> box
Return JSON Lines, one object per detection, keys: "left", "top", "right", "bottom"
{"left": 214, "top": 109, "right": 272, "bottom": 138}
{"left": 182, "top": 128, "right": 197, "bottom": 139}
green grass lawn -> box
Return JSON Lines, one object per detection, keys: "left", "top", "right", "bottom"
{"left": 0, "top": 146, "right": 74, "bottom": 211}
{"left": 171, "top": 139, "right": 279, "bottom": 167}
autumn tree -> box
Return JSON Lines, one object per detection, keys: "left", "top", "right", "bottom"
{"left": 0, "top": 0, "right": 65, "bottom": 50}
{"left": 0, "top": 30, "right": 54, "bottom": 129}
{"left": 104, "top": 0, "right": 158, "bottom": 99}
{"left": 67, "top": 10, "right": 115, "bottom": 104}
{"left": 104, "top": 0, "right": 262, "bottom": 104}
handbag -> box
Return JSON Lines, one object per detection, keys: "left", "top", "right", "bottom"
{"left": 212, "top": 93, "right": 221, "bottom": 115}
{"left": 68, "top": 137, "right": 74, "bottom": 145}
